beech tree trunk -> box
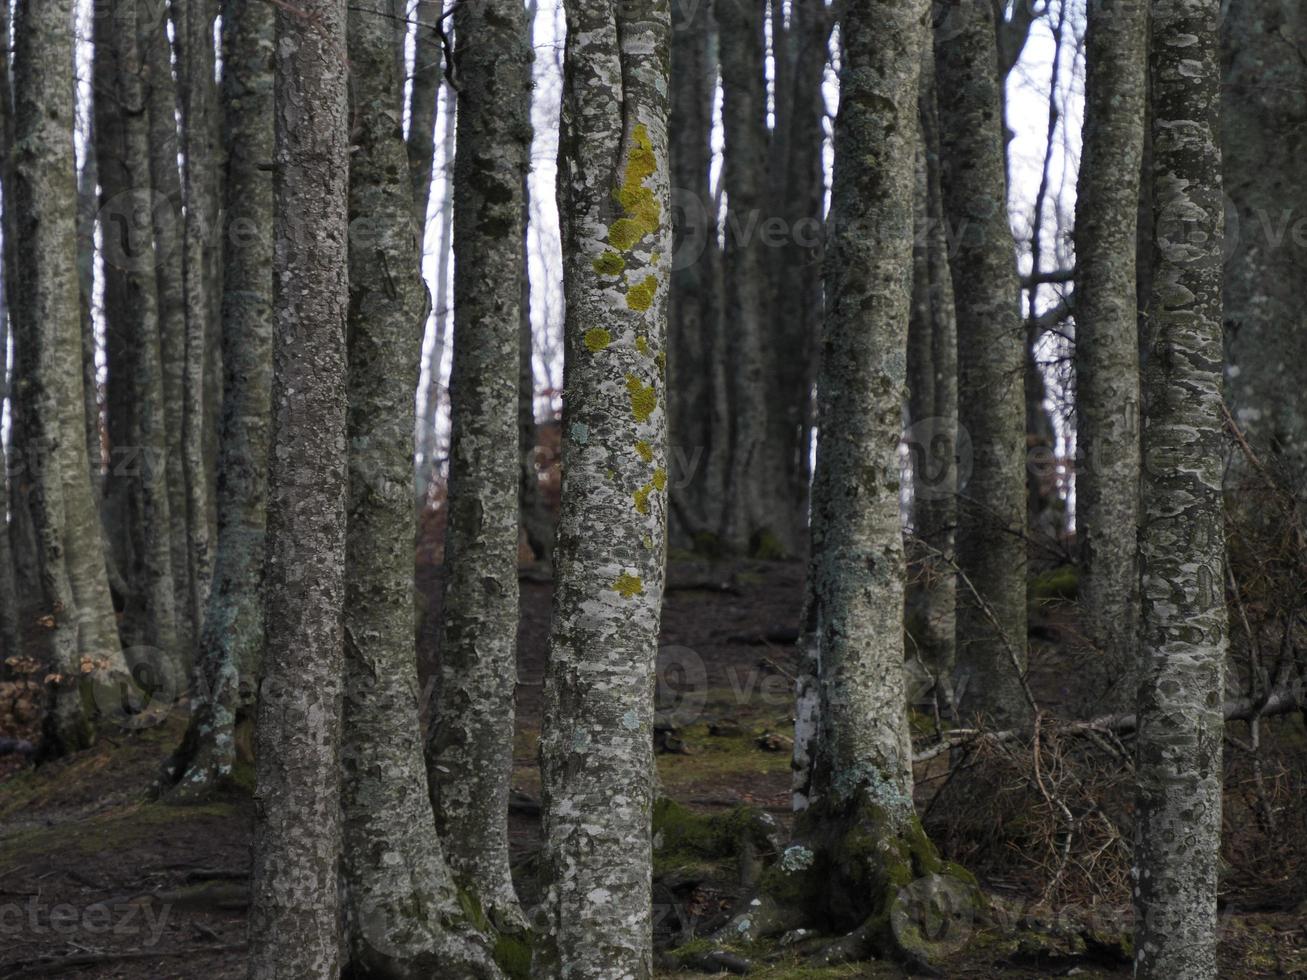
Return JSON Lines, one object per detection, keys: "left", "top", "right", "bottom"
{"left": 535, "top": 0, "right": 671, "bottom": 971}
{"left": 1073, "top": 0, "right": 1148, "bottom": 715}
{"left": 1222, "top": 0, "right": 1307, "bottom": 495}
{"left": 0, "top": 1, "right": 21, "bottom": 662}
{"left": 247, "top": 2, "right": 349, "bottom": 974}
{"left": 934, "top": 0, "right": 1030, "bottom": 728}
{"left": 1134, "top": 1, "right": 1228, "bottom": 976}
{"left": 160, "top": 0, "right": 275, "bottom": 801}
{"left": 338, "top": 5, "right": 506, "bottom": 977}
{"left": 426, "top": 0, "right": 532, "bottom": 932}
{"left": 12, "top": 0, "right": 127, "bottom": 754}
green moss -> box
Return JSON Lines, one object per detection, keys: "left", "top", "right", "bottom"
{"left": 750, "top": 528, "right": 788, "bottom": 560}
{"left": 493, "top": 932, "right": 532, "bottom": 979}
{"left": 626, "top": 274, "right": 658, "bottom": 311}
{"left": 634, "top": 484, "right": 652, "bottom": 515}
{"left": 651, "top": 467, "right": 667, "bottom": 491}
{"left": 635, "top": 335, "right": 650, "bottom": 355}
{"left": 584, "top": 328, "right": 612, "bottom": 352}
{"left": 625, "top": 374, "right": 657, "bottom": 422}
{"left": 592, "top": 250, "right": 625, "bottom": 276}
{"left": 1030, "top": 565, "right": 1079, "bottom": 601}
{"left": 607, "top": 123, "right": 661, "bottom": 252}
{"left": 634, "top": 440, "right": 654, "bottom": 462}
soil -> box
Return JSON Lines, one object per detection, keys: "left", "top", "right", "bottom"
{"left": 1, "top": 559, "right": 1305, "bottom": 978}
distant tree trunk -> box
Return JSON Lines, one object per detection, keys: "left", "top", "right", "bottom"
{"left": 0, "top": 0, "right": 22, "bottom": 662}
{"left": 535, "top": 0, "right": 670, "bottom": 971}
{"left": 519, "top": 185, "right": 555, "bottom": 562}
{"left": 427, "top": 0, "right": 531, "bottom": 926}
{"left": 1073, "top": 0, "right": 1147, "bottom": 716}
{"left": 717, "top": 0, "right": 798, "bottom": 558}
{"left": 1222, "top": 0, "right": 1307, "bottom": 495}
{"left": 415, "top": 92, "right": 456, "bottom": 508}
{"left": 1134, "top": 1, "right": 1228, "bottom": 976}
{"left": 406, "top": 0, "right": 442, "bottom": 233}
{"left": 76, "top": 120, "right": 102, "bottom": 499}
{"left": 144, "top": 6, "right": 193, "bottom": 657}
{"left": 159, "top": 0, "right": 275, "bottom": 802}
{"left": 667, "top": 0, "right": 726, "bottom": 550}
{"left": 12, "top": 0, "right": 127, "bottom": 754}
{"left": 175, "top": 0, "right": 220, "bottom": 662}
{"left": 248, "top": 1, "right": 349, "bottom": 974}
{"left": 342, "top": 5, "right": 509, "bottom": 975}
{"left": 934, "top": 0, "right": 1030, "bottom": 728}
{"left": 906, "top": 50, "right": 959, "bottom": 713}
{"left": 109, "top": 0, "right": 181, "bottom": 670}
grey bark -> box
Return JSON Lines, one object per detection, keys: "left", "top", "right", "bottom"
{"left": 535, "top": 0, "right": 671, "bottom": 970}
{"left": 114, "top": 0, "right": 181, "bottom": 669}
{"left": 160, "top": 0, "right": 275, "bottom": 801}
{"left": 1073, "top": 0, "right": 1148, "bottom": 715}
{"left": 1133, "top": 1, "right": 1229, "bottom": 976}
{"left": 175, "top": 0, "right": 220, "bottom": 662}
{"left": 667, "top": 0, "right": 727, "bottom": 549}
{"left": 341, "top": 6, "right": 508, "bottom": 976}
{"left": 716, "top": 0, "right": 798, "bottom": 557}
{"left": 144, "top": 5, "right": 194, "bottom": 656}
{"left": 0, "top": 0, "right": 21, "bottom": 661}
{"left": 1222, "top": 0, "right": 1307, "bottom": 495}
{"left": 934, "top": 0, "right": 1030, "bottom": 728}
{"left": 12, "top": 0, "right": 127, "bottom": 754}
{"left": 427, "top": 0, "right": 531, "bottom": 926}
{"left": 247, "top": 1, "right": 349, "bottom": 975}
{"left": 906, "top": 49, "right": 959, "bottom": 712}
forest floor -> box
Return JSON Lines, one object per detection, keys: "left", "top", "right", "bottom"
{"left": 1, "top": 558, "right": 1305, "bottom": 977}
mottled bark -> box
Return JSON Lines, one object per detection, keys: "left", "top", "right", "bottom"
{"left": 0, "top": 0, "right": 22, "bottom": 662}
{"left": 247, "top": 1, "right": 349, "bottom": 975}
{"left": 341, "top": 6, "right": 508, "bottom": 976}
{"left": 160, "top": 0, "right": 275, "bottom": 802}
{"left": 427, "top": 0, "right": 531, "bottom": 927}
{"left": 175, "top": 0, "right": 220, "bottom": 661}
{"left": 1222, "top": 0, "right": 1307, "bottom": 495}
{"left": 535, "top": 0, "right": 671, "bottom": 971}
{"left": 934, "top": 0, "right": 1030, "bottom": 728}
{"left": 13, "top": 0, "right": 127, "bottom": 754}
{"left": 1133, "top": 1, "right": 1228, "bottom": 976}
{"left": 144, "top": 6, "right": 194, "bottom": 656}
{"left": 667, "top": 0, "right": 727, "bottom": 549}
{"left": 1073, "top": 0, "right": 1148, "bottom": 715}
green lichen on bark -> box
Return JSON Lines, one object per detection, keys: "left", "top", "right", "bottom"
{"left": 1134, "top": 1, "right": 1228, "bottom": 977}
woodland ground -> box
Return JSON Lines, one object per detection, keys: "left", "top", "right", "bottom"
{"left": 0, "top": 558, "right": 1305, "bottom": 978}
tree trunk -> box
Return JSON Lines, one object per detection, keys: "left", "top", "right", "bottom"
{"left": 0, "top": 0, "right": 22, "bottom": 662}
{"left": 340, "top": 6, "right": 509, "bottom": 976}
{"left": 906, "top": 48, "right": 960, "bottom": 714}
{"left": 1133, "top": 1, "right": 1228, "bottom": 976}
{"left": 1073, "top": 0, "right": 1148, "bottom": 716}
{"left": 247, "top": 2, "right": 349, "bottom": 974}
{"left": 175, "top": 0, "right": 220, "bottom": 663}
{"left": 159, "top": 0, "right": 275, "bottom": 802}
{"left": 12, "top": 0, "right": 127, "bottom": 754}
{"left": 1222, "top": 0, "right": 1307, "bottom": 496}
{"left": 666, "top": 0, "right": 726, "bottom": 551}
{"left": 406, "top": 0, "right": 442, "bottom": 233}
{"left": 144, "top": 5, "right": 193, "bottom": 660}
{"left": 76, "top": 118, "right": 102, "bottom": 500}
{"left": 934, "top": 0, "right": 1030, "bottom": 728}
{"left": 519, "top": 210, "right": 555, "bottom": 562}
{"left": 535, "top": 0, "right": 670, "bottom": 971}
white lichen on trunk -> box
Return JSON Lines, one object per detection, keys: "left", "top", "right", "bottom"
{"left": 535, "top": 0, "right": 671, "bottom": 972}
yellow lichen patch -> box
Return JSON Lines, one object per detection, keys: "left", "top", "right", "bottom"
{"left": 651, "top": 467, "right": 667, "bottom": 491}
{"left": 625, "top": 375, "right": 657, "bottom": 423}
{"left": 584, "top": 328, "right": 612, "bottom": 352}
{"left": 608, "top": 123, "right": 661, "bottom": 252}
{"left": 613, "top": 572, "right": 644, "bottom": 599}
{"left": 635, "top": 440, "right": 654, "bottom": 462}
{"left": 634, "top": 485, "right": 652, "bottom": 515}
{"left": 655, "top": 350, "right": 667, "bottom": 373}
{"left": 593, "top": 251, "right": 625, "bottom": 276}
{"left": 635, "top": 336, "right": 650, "bottom": 355}
{"left": 627, "top": 276, "right": 657, "bottom": 311}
